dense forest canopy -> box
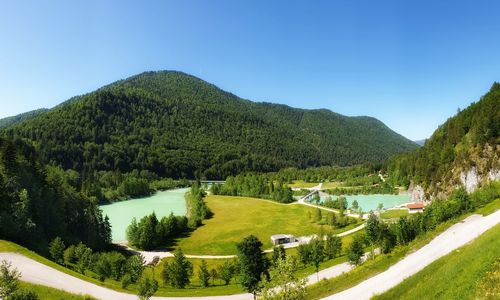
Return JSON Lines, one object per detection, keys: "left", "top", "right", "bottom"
{"left": 0, "top": 108, "right": 48, "bottom": 128}
{"left": 0, "top": 137, "right": 111, "bottom": 252}
{"left": 386, "top": 83, "right": 500, "bottom": 194}
{"left": 2, "top": 71, "right": 417, "bottom": 180}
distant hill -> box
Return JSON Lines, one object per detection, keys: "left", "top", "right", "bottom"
{"left": 414, "top": 139, "right": 426, "bottom": 146}
{"left": 2, "top": 71, "right": 418, "bottom": 179}
{"left": 0, "top": 108, "right": 48, "bottom": 128}
{"left": 387, "top": 83, "right": 500, "bottom": 201}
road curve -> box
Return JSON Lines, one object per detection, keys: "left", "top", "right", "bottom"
{"left": 1, "top": 209, "right": 498, "bottom": 299}
{"left": 322, "top": 208, "right": 500, "bottom": 300}
{"left": 0, "top": 251, "right": 359, "bottom": 300}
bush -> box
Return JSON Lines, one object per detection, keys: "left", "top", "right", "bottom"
{"left": 347, "top": 235, "right": 365, "bottom": 266}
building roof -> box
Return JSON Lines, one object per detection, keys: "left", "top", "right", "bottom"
{"left": 407, "top": 203, "right": 424, "bottom": 209}
{"left": 270, "top": 234, "right": 294, "bottom": 241}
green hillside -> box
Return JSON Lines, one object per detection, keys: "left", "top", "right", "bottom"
{"left": 0, "top": 108, "right": 48, "bottom": 128}
{"left": 386, "top": 83, "right": 500, "bottom": 195}
{"left": 1, "top": 71, "right": 417, "bottom": 179}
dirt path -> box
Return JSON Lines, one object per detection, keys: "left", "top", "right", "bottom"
{"left": 322, "top": 209, "right": 500, "bottom": 300}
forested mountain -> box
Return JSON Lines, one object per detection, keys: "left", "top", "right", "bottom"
{"left": 0, "top": 136, "right": 111, "bottom": 252}
{"left": 2, "top": 71, "right": 417, "bottom": 179}
{"left": 0, "top": 108, "right": 48, "bottom": 128}
{"left": 386, "top": 83, "right": 500, "bottom": 200}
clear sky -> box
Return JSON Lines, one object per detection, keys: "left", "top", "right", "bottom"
{"left": 1, "top": 0, "right": 499, "bottom": 140}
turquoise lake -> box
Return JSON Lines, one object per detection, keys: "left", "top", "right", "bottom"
{"left": 321, "top": 194, "right": 410, "bottom": 212}
{"left": 100, "top": 188, "right": 188, "bottom": 241}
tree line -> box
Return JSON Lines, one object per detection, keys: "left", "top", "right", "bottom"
{"left": 126, "top": 183, "right": 211, "bottom": 251}
{"left": 211, "top": 174, "right": 294, "bottom": 203}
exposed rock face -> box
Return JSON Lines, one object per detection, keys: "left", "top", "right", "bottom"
{"left": 488, "top": 169, "right": 500, "bottom": 181}
{"left": 460, "top": 167, "right": 480, "bottom": 193}
{"left": 408, "top": 183, "right": 426, "bottom": 203}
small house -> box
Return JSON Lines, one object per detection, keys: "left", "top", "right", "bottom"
{"left": 270, "top": 234, "right": 296, "bottom": 246}
{"left": 407, "top": 203, "right": 424, "bottom": 214}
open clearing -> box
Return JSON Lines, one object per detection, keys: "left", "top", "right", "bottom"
{"left": 174, "top": 195, "right": 339, "bottom": 255}
{"left": 373, "top": 222, "right": 500, "bottom": 300}
{"left": 380, "top": 209, "right": 409, "bottom": 219}
{"left": 288, "top": 180, "right": 320, "bottom": 188}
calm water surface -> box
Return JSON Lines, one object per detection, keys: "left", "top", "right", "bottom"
{"left": 100, "top": 188, "right": 188, "bottom": 241}
{"left": 321, "top": 194, "right": 409, "bottom": 212}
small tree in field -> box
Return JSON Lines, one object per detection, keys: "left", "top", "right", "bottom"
{"left": 347, "top": 235, "right": 365, "bottom": 266}
{"left": 309, "top": 238, "right": 325, "bottom": 281}
{"left": 137, "top": 276, "right": 158, "bottom": 300}
{"left": 297, "top": 244, "right": 311, "bottom": 267}
{"left": 324, "top": 233, "right": 342, "bottom": 259}
{"left": 49, "top": 237, "right": 65, "bottom": 264}
{"left": 198, "top": 260, "right": 210, "bottom": 287}
{"left": 217, "top": 261, "right": 235, "bottom": 285}
{"left": 365, "top": 212, "right": 381, "bottom": 257}
{"left": 236, "top": 235, "right": 269, "bottom": 298}
{"left": 272, "top": 245, "right": 286, "bottom": 265}
{"left": 259, "top": 256, "right": 307, "bottom": 300}
{"left": 161, "top": 248, "right": 193, "bottom": 289}
{"left": 351, "top": 200, "right": 359, "bottom": 211}
{"left": 210, "top": 268, "right": 218, "bottom": 285}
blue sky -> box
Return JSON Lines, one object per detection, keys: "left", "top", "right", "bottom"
{"left": 1, "top": 1, "right": 499, "bottom": 140}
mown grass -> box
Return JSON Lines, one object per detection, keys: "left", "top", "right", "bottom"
{"left": 288, "top": 180, "right": 320, "bottom": 188}
{"left": 380, "top": 209, "right": 409, "bottom": 219}
{"left": 174, "top": 195, "right": 346, "bottom": 255}
{"left": 321, "top": 181, "right": 343, "bottom": 189}
{"left": 305, "top": 217, "right": 467, "bottom": 299}
{"left": 19, "top": 282, "right": 95, "bottom": 300}
{"left": 373, "top": 222, "right": 500, "bottom": 300}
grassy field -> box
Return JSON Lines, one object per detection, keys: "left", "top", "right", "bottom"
{"left": 380, "top": 209, "right": 409, "bottom": 219}
{"left": 373, "top": 222, "right": 500, "bottom": 300}
{"left": 19, "top": 282, "right": 95, "bottom": 300}
{"left": 321, "top": 181, "right": 343, "bottom": 189}
{"left": 288, "top": 180, "right": 320, "bottom": 188}
{"left": 174, "top": 195, "right": 342, "bottom": 255}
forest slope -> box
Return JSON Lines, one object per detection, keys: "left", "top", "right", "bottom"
{"left": 386, "top": 83, "right": 499, "bottom": 200}
{"left": 2, "top": 71, "right": 417, "bottom": 179}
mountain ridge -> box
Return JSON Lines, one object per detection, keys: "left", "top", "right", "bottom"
{"left": 2, "top": 70, "right": 418, "bottom": 179}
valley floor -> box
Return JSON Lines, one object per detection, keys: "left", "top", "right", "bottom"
{"left": 1, "top": 208, "right": 499, "bottom": 300}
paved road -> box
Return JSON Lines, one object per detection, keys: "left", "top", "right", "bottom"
{"left": 322, "top": 209, "right": 500, "bottom": 300}
{"left": 0, "top": 251, "right": 359, "bottom": 300}
{"left": 1, "top": 209, "right": 498, "bottom": 299}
